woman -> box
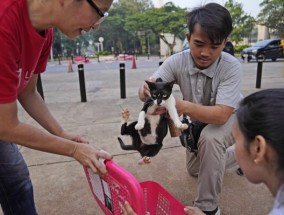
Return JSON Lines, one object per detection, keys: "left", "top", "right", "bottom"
{"left": 232, "top": 88, "right": 284, "bottom": 215}
{"left": 0, "top": 0, "right": 113, "bottom": 214}
{"left": 185, "top": 88, "right": 284, "bottom": 214}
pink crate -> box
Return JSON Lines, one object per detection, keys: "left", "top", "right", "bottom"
{"left": 84, "top": 160, "right": 186, "bottom": 215}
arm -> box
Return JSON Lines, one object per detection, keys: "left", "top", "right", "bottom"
{"left": 18, "top": 74, "right": 66, "bottom": 137}
{"left": 0, "top": 74, "right": 112, "bottom": 175}
{"left": 176, "top": 100, "right": 233, "bottom": 125}
{"left": 18, "top": 74, "right": 88, "bottom": 142}
{"left": 138, "top": 79, "right": 153, "bottom": 102}
{"left": 138, "top": 77, "right": 232, "bottom": 124}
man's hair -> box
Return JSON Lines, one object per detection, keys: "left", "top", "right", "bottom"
{"left": 186, "top": 3, "right": 232, "bottom": 43}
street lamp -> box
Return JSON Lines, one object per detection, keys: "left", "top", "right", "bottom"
{"left": 99, "top": 37, "right": 104, "bottom": 52}
{"left": 61, "top": 44, "right": 64, "bottom": 58}
{"left": 147, "top": 34, "right": 150, "bottom": 60}
{"left": 76, "top": 42, "right": 79, "bottom": 55}
{"left": 89, "top": 40, "right": 94, "bottom": 57}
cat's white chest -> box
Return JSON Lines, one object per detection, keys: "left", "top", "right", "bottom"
{"left": 139, "top": 114, "right": 160, "bottom": 145}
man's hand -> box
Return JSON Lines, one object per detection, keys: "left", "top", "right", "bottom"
{"left": 152, "top": 106, "right": 167, "bottom": 115}
{"left": 138, "top": 77, "right": 155, "bottom": 101}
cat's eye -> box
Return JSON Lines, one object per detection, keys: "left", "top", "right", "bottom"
{"left": 152, "top": 93, "right": 156, "bottom": 97}
{"left": 163, "top": 94, "right": 167, "bottom": 98}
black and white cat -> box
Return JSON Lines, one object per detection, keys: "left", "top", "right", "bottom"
{"left": 117, "top": 78, "right": 188, "bottom": 164}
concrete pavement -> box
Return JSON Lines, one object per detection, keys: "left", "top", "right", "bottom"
{"left": 3, "top": 57, "right": 284, "bottom": 215}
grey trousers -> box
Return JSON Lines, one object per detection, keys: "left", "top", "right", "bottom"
{"left": 186, "top": 113, "right": 237, "bottom": 211}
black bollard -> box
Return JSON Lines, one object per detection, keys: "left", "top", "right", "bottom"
{"left": 256, "top": 55, "right": 264, "bottom": 89}
{"left": 37, "top": 74, "right": 44, "bottom": 100}
{"left": 119, "top": 62, "right": 126, "bottom": 99}
{"left": 78, "top": 64, "right": 87, "bottom": 102}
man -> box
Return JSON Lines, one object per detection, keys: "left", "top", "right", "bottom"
{"left": 0, "top": 0, "right": 113, "bottom": 214}
{"left": 139, "top": 3, "right": 242, "bottom": 215}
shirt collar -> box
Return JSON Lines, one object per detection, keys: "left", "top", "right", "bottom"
{"left": 188, "top": 51, "right": 220, "bottom": 78}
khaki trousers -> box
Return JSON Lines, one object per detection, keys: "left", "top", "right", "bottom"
{"left": 186, "top": 113, "right": 237, "bottom": 211}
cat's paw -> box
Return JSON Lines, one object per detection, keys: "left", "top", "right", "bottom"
{"left": 180, "top": 123, "right": 188, "bottom": 130}
{"left": 121, "top": 109, "right": 130, "bottom": 123}
{"left": 175, "top": 122, "right": 188, "bottom": 130}
{"left": 138, "top": 156, "right": 151, "bottom": 165}
{"left": 135, "top": 123, "right": 144, "bottom": 130}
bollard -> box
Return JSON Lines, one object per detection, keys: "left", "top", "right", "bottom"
{"left": 256, "top": 55, "right": 264, "bottom": 89}
{"left": 119, "top": 62, "right": 126, "bottom": 99}
{"left": 37, "top": 74, "right": 44, "bottom": 100}
{"left": 243, "top": 54, "right": 248, "bottom": 64}
{"left": 159, "top": 60, "right": 163, "bottom": 67}
{"left": 78, "top": 64, "right": 87, "bottom": 102}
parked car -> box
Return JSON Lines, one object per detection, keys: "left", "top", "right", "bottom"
{"left": 73, "top": 55, "right": 90, "bottom": 63}
{"left": 223, "top": 41, "right": 235, "bottom": 56}
{"left": 241, "top": 39, "right": 284, "bottom": 62}
{"left": 116, "top": 54, "right": 134, "bottom": 61}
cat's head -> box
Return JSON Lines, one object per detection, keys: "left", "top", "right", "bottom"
{"left": 145, "top": 79, "right": 175, "bottom": 106}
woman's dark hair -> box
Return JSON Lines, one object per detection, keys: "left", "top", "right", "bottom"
{"left": 236, "top": 88, "right": 284, "bottom": 173}
{"left": 186, "top": 3, "right": 232, "bottom": 43}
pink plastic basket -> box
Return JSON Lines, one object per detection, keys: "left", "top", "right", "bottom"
{"left": 84, "top": 160, "right": 186, "bottom": 215}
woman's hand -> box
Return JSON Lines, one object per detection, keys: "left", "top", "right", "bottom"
{"left": 59, "top": 131, "right": 112, "bottom": 175}
{"left": 184, "top": 206, "right": 205, "bottom": 215}
{"left": 71, "top": 143, "right": 113, "bottom": 176}
{"left": 60, "top": 131, "right": 89, "bottom": 143}
{"left": 121, "top": 201, "right": 137, "bottom": 215}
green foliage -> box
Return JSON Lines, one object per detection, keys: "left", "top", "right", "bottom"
{"left": 258, "top": 0, "right": 284, "bottom": 38}
{"left": 96, "top": 51, "right": 112, "bottom": 56}
{"left": 92, "top": 0, "right": 154, "bottom": 55}
{"left": 225, "top": 0, "right": 255, "bottom": 44}
{"left": 125, "top": 2, "right": 187, "bottom": 54}
{"left": 234, "top": 44, "right": 250, "bottom": 53}
{"left": 51, "top": 0, "right": 284, "bottom": 58}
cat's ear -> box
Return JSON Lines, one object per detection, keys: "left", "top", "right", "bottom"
{"left": 167, "top": 81, "right": 175, "bottom": 89}
{"left": 145, "top": 80, "right": 155, "bottom": 89}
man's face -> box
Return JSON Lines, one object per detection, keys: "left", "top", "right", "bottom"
{"left": 186, "top": 23, "right": 226, "bottom": 70}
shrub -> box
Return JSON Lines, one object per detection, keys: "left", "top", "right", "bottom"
{"left": 234, "top": 44, "right": 250, "bottom": 53}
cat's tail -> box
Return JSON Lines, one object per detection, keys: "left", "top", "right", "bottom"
{"left": 117, "top": 137, "right": 136, "bottom": 150}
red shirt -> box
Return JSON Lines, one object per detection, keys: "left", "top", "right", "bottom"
{"left": 0, "top": 0, "right": 53, "bottom": 103}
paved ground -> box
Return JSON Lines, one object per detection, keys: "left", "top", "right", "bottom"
{"left": 3, "top": 57, "right": 283, "bottom": 215}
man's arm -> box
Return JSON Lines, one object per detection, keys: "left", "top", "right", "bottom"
{"left": 138, "top": 83, "right": 233, "bottom": 125}
{"left": 176, "top": 100, "right": 234, "bottom": 125}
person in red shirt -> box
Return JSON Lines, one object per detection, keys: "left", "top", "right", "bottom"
{"left": 0, "top": 0, "right": 113, "bottom": 214}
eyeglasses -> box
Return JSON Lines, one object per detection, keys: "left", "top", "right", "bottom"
{"left": 86, "top": 0, "right": 108, "bottom": 25}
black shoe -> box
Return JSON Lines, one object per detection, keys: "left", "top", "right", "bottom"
{"left": 203, "top": 207, "right": 220, "bottom": 215}
{"left": 236, "top": 168, "right": 244, "bottom": 176}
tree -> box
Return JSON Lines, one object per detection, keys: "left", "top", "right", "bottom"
{"left": 95, "top": 0, "right": 154, "bottom": 54}
{"left": 225, "top": 0, "right": 256, "bottom": 44}
{"left": 257, "top": 0, "right": 284, "bottom": 38}
{"left": 52, "top": 0, "right": 154, "bottom": 58}
{"left": 125, "top": 2, "right": 187, "bottom": 55}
